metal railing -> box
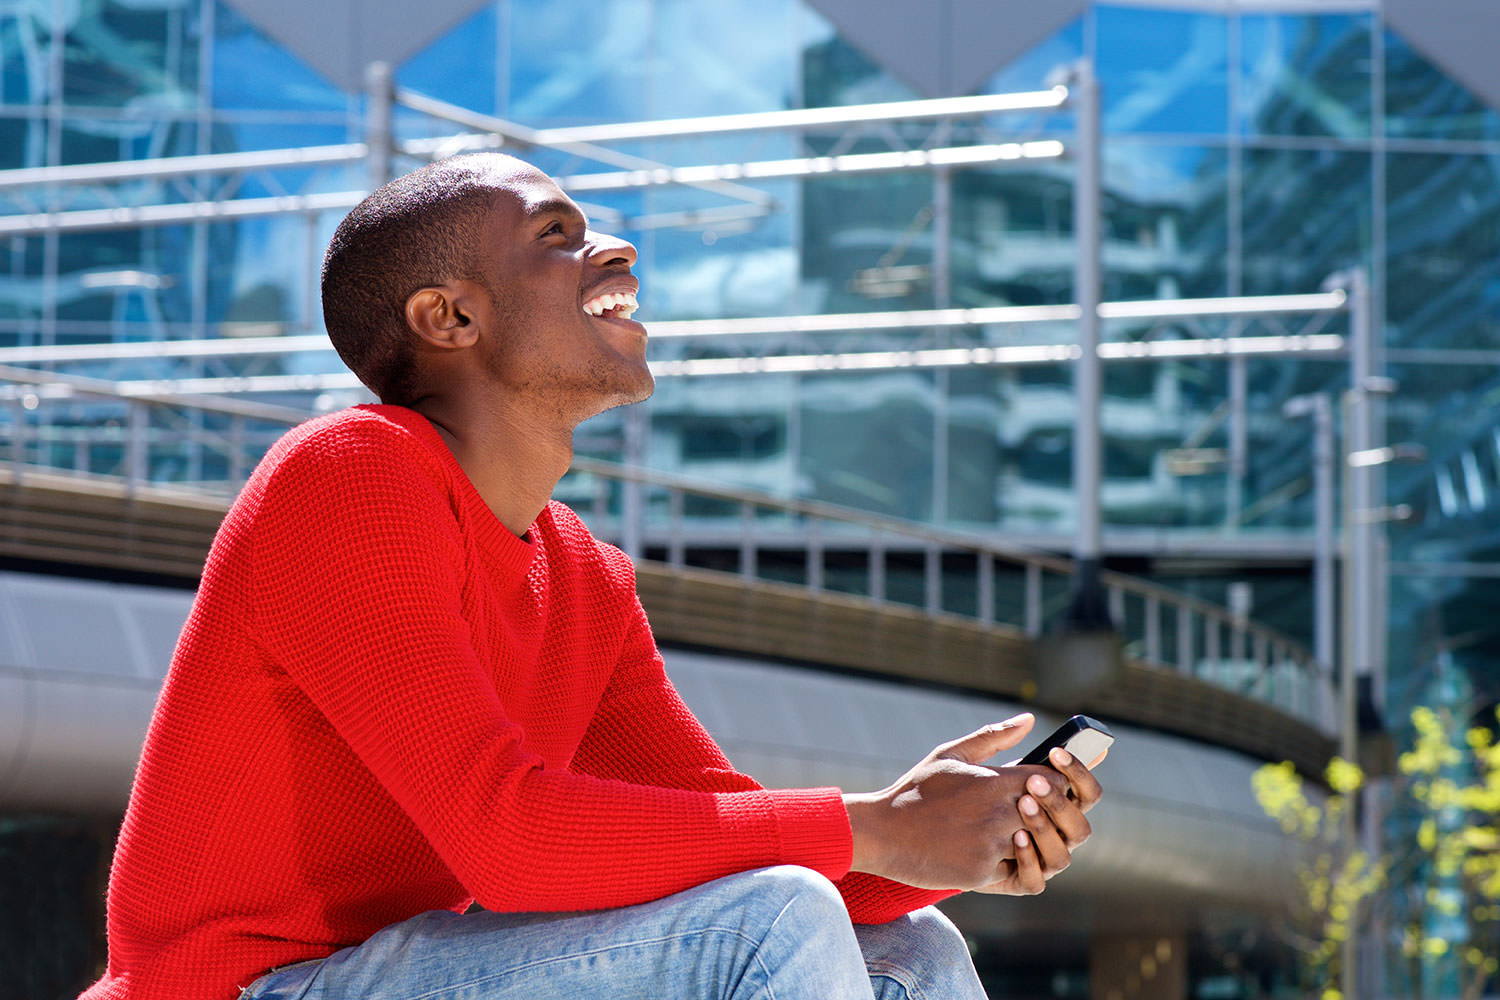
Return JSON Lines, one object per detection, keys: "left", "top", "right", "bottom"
{"left": 0, "top": 386, "right": 1334, "bottom": 742}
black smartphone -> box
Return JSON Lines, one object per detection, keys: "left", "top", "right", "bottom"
{"left": 1018, "top": 714, "right": 1115, "bottom": 768}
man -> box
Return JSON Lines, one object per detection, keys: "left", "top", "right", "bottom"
{"left": 81, "top": 153, "right": 1103, "bottom": 1000}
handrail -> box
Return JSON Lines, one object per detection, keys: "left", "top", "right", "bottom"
{"left": 0, "top": 371, "right": 1333, "bottom": 735}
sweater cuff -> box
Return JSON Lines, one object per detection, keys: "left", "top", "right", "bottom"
{"left": 765, "top": 786, "right": 853, "bottom": 880}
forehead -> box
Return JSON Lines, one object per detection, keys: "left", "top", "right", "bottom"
{"left": 482, "top": 162, "right": 583, "bottom": 228}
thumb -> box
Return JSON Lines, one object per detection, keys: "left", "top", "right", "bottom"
{"left": 936, "top": 714, "right": 1035, "bottom": 765}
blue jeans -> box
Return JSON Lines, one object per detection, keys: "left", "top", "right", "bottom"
{"left": 239, "top": 866, "right": 987, "bottom": 999}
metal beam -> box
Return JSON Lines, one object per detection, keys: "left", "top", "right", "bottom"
{"left": 527, "top": 89, "right": 1069, "bottom": 144}
{"left": 0, "top": 144, "right": 368, "bottom": 191}
{"left": 0, "top": 292, "right": 1349, "bottom": 365}
{"left": 0, "top": 191, "right": 365, "bottom": 236}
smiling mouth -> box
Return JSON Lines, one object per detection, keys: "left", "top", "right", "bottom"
{"left": 582, "top": 290, "right": 639, "bottom": 321}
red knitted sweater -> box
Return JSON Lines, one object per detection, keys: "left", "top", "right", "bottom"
{"left": 81, "top": 405, "right": 948, "bottom": 1000}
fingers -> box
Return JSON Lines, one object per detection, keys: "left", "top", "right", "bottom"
{"left": 935, "top": 714, "right": 1035, "bottom": 765}
{"left": 1050, "top": 747, "right": 1105, "bottom": 812}
{"left": 1025, "top": 769, "right": 1093, "bottom": 850}
{"left": 1017, "top": 788, "right": 1073, "bottom": 876}
{"left": 996, "top": 829, "right": 1046, "bottom": 895}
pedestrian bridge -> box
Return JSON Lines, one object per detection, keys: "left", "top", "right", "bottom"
{"left": 0, "top": 455, "right": 1331, "bottom": 949}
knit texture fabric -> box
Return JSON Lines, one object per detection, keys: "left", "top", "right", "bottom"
{"left": 81, "top": 405, "right": 948, "bottom": 1000}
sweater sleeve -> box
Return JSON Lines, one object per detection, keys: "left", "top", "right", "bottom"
{"left": 246, "top": 425, "right": 851, "bottom": 914}
{"left": 570, "top": 581, "right": 957, "bottom": 924}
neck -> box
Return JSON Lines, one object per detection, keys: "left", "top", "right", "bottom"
{"left": 407, "top": 392, "right": 575, "bottom": 537}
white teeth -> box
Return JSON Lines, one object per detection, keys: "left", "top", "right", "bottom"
{"left": 583, "top": 290, "right": 639, "bottom": 318}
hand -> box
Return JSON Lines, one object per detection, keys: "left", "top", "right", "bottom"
{"left": 843, "top": 715, "right": 1102, "bottom": 892}
{"left": 974, "top": 745, "right": 1104, "bottom": 895}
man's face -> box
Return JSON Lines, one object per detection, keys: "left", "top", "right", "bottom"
{"left": 472, "top": 162, "right": 653, "bottom": 420}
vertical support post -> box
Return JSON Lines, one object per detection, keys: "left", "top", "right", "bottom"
{"left": 1227, "top": 346, "right": 1247, "bottom": 526}
{"left": 1066, "top": 60, "right": 1111, "bottom": 631}
{"left": 1145, "top": 594, "right": 1161, "bottom": 663}
{"left": 739, "top": 501, "right": 757, "bottom": 581}
{"left": 9, "top": 397, "right": 26, "bottom": 485}
{"left": 229, "top": 415, "right": 246, "bottom": 487}
{"left": 667, "top": 490, "right": 685, "bottom": 569}
{"left": 620, "top": 404, "right": 646, "bottom": 560}
{"left": 126, "top": 401, "right": 148, "bottom": 500}
{"left": 1311, "top": 394, "right": 1336, "bottom": 681}
{"left": 365, "top": 62, "right": 394, "bottom": 194}
{"left": 807, "top": 517, "right": 824, "bottom": 593}
{"left": 870, "top": 534, "right": 886, "bottom": 604}
{"left": 925, "top": 544, "right": 941, "bottom": 615}
{"left": 977, "top": 551, "right": 994, "bottom": 626}
{"left": 1177, "top": 608, "right": 1193, "bottom": 674}
{"left": 1024, "top": 562, "right": 1042, "bottom": 638}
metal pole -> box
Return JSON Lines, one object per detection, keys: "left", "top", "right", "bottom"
{"left": 365, "top": 62, "right": 394, "bottom": 193}
{"left": 620, "top": 403, "right": 646, "bottom": 560}
{"left": 1311, "top": 394, "right": 1336, "bottom": 680}
{"left": 1348, "top": 269, "right": 1376, "bottom": 705}
{"left": 1066, "top": 60, "right": 1111, "bottom": 630}
{"left": 1228, "top": 347, "right": 1247, "bottom": 526}
{"left": 1333, "top": 267, "right": 1374, "bottom": 1000}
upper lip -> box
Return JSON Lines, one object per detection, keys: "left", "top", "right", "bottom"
{"left": 582, "top": 276, "right": 639, "bottom": 306}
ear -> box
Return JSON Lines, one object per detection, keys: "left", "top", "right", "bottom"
{"left": 404, "top": 283, "right": 484, "bottom": 350}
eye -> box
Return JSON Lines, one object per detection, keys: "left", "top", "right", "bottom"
{"left": 540, "top": 220, "right": 566, "bottom": 238}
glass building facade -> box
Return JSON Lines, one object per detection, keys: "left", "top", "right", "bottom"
{"left": 4, "top": 0, "right": 1500, "bottom": 995}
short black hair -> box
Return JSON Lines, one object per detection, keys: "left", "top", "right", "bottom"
{"left": 320, "top": 154, "right": 515, "bottom": 403}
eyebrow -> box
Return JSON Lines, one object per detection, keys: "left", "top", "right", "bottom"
{"left": 528, "top": 197, "right": 588, "bottom": 228}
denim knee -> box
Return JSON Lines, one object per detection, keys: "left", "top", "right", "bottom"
{"left": 902, "top": 906, "right": 973, "bottom": 966}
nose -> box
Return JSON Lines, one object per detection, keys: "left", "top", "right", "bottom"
{"left": 586, "top": 229, "right": 638, "bottom": 269}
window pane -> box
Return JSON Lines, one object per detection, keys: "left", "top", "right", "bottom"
{"left": 1241, "top": 147, "right": 1371, "bottom": 298}
{"left": 63, "top": 0, "right": 200, "bottom": 108}
{"left": 1097, "top": 5, "right": 1228, "bottom": 135}
{"left": 1239, "top": 13, "right": 1372, "bottom": 138}
{"left": 1103, "top": 142, "right": 1229, "bottom": 301}
{"left": 1385, "top": 29, "right": 1500, "bottom": 141}
{"left": 1387, "top": 153, "right": 1500, "bottom": 350}
{"left": 800, "top": 371, "right": 934, "bottom": 520}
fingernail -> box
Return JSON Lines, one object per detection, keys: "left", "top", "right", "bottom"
{"left": 1020, "top": 795, "right": 1039, "bottom": 816}
{"left": 1050, "top": 748, "right": 1073, "bottom": 767}
{"left": 1015, "top": 830, "right": 1030, "bottom": 847}
{"left": 999, "top": 713, "right": 1033, "bottom": 729}
{"left": 1027, "top": 774, "right": 1051, "bottom": 796}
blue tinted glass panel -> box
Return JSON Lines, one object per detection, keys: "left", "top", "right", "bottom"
{"left": 208, "top": 119, "right": 353, "bottom": 155}
{"left": 398, "top": 4, "right": 499, "bottom": 115}
{"left": 504, "top": 0, "right": 652, "bottom": 125}
{"left": 1387, "top": 153, "right": 1500, "bottom": 349}
{"left": 1102, "top": 142, "right": 1229, "bottom": 301}
{"left": 1, "top": 6, "right": 53, "bottom": 106}
{"left": 0, "top": 114, "right": 47, "bottom": 169}
{"left": 627, "top": 174, "right": 799, "bottom": 322}
{"left": 0, "top": 236, "right": 44, "bottom": 335}
{"left": 952, "top": 164, "right": 1073, "bottom": 308}
{"left": 799, "top": 371, "right": 934, "bottom": 520}
{"left": 1241, "top": 147, "right": 1370, "bottom": 298}
{"left": 1096, "top": 6, "right": 1228, "bottom": 135}
{"left": 801, "top": 168, "right": 938, "bottom": 314}
{"left": 60, "top": 116, "right": 196, "bottom": 165}
{"left": 1385, "top": 29, "right": 1500, "bottom": 141}
{"left": 1239, "top": 14, "right": 1372, "bottom": 138}
{"left": 647, "top": 0, "right": 800, "bottom": 118}
{"left": 63, "top": 0, "right": 200, "bottom": 108}
{"left": 212, "top": 2, "right": 345, "bottom": 113}
{"left": 1386, "top": 361, "right": 1500, "bottom": 562}
{"left": 208, "top": 216, "right": 320, "bottom": 333}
